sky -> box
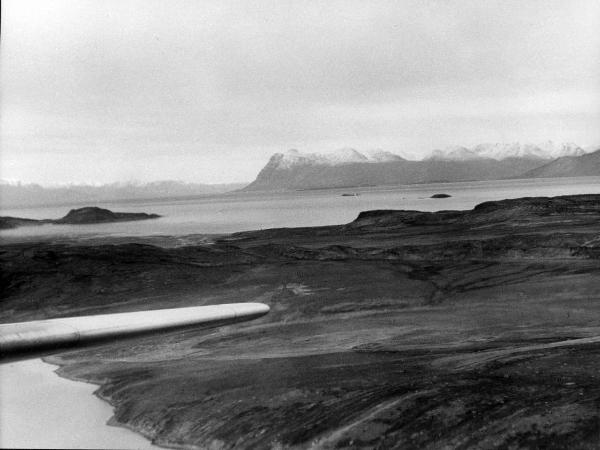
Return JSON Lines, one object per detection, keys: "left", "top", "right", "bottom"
{"left": 1, "top": 0, "right": 600, "bottom": 185}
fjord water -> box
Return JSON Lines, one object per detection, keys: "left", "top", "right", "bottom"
{"left": 2, "top": 177, "right": 600, "bottom": 240}
{"left": 0, "top": 359, "right": 158, "bottom": 449}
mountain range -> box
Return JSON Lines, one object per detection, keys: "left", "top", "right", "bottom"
{"left": 244, "top": 143, "right": 599, "bottom": 191}
{"left": 522, "top": 149, "right": 600, "bottom": 178}
{"left": 3, "top": 143, "right": 598, "bottom": 206}
{"left": 0, "top": 181, "right": 246, "bottom": 208}
{"left": 427, "top": 141, "right": 585, "bottom": 161}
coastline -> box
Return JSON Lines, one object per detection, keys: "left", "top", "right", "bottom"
{"left": 0, "top": 357, "right": 159, "bottom": 449}
{"left": 43, "top": 354, "right": 165, "bottom": 449}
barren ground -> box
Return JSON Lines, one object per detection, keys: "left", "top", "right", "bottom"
{"left": 1, "top": 194, "right": 600, "bottom": 449}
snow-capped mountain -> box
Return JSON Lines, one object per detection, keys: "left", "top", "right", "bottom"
{"left": 428, "top": 142, "right": 585, "bottom": 161}
{"left": 427, "top": 146, "right": 483, "bottom": 161}
{"left": 324, "top": 148, "right": 370, "bottom": 164}
{"left": 538, "top": 141, "right": 587, "bottom": 158}
{"left": 474, "top": 142, "right": 585, "bottom": 160}
{"left": 521, "top": 148, "right": 600, "bottom": 178}
{"left": 269, "top": 143, "right": 586, "bottom": 170}
{"left": 363, "top": 149, "right": 407, "bottom": 163}
{"left": 269, "top": 148, "right": 404, "bottom": 169}
{"left": 244, "top": 143, "right": 592, "bottom": 191}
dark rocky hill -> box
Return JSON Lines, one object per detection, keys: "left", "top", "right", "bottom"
{"left": 0, "top": 206, "right": 160, "bottom": 229}
{"left": 55, "top": 207, "right": 160, "bottom": 224}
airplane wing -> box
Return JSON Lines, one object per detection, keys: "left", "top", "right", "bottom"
{"left": 0, "top": 302, "right": 269, "bottom": 362}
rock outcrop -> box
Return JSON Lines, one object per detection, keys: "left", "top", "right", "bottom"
{"left": 55, "top": 207, "right": 160, "bottom": 224}
{"left": 0, "top": 206, "right": 160, "bottom": 229}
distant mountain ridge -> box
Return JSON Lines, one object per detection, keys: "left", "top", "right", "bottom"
{"left": 244, "top": 143, "right": 596, "bottom": 191}
{"left": 265, "top": 142, "right": 585, "bottom": 169}
{"left": 428, "top": 142, "right": 584, "bottom": 161}
{"left": 521, "top": 149, "right": 600, "bottom": 178}
{"left": 0, "top": 180, "right": 246, "bottom": 208}
{"left": 268, "top": 148, "right": 406, "bottom": 169}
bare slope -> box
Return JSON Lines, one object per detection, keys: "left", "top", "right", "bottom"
{"left": 2, "top": 194, "right": 600, "bottom": 448}
{"left": 522, "top": 149, "right": 600, "bottom": 178}
{"left": 244, "top": 155, "right": 545, "bottom": 191}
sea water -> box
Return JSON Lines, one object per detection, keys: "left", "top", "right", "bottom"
{"left": 0, "top": 359, "right": 158, "bottom": 449}
{"left": 1, "top": 177, "right": 599, "bottom": 241}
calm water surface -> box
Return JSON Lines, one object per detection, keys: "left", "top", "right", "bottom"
{"left": 0, "top": 359, "right": 158, "bottom": 449}
{"left": 2, "top": 177, "right": 599, "bottom": 240}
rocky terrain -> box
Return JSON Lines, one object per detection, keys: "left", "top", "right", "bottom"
{"left": 242, "top": 144, "right": 593, "bottom": 191}
{"left": 0, "top": 206, "right": 160, "bottom": 229}
{"left": 1, "top": 194, "right": 600, "bottom": 449}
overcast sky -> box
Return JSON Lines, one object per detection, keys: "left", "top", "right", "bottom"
{"left": 2, "top": 0, "right": 599, "bottom": 185}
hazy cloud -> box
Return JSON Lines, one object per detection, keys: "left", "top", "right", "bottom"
{"left": 2, "top": 0, "right": 599, "bottom": 184}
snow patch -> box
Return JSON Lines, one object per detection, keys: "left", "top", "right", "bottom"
{"left": 270, "top": 142, "right": 587, "bottom": 169}
{"left": 427, "top": 141, "right": 585, "bottom": 161}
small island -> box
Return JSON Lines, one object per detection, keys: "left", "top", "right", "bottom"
{"left": 0, "top": 206, "right": 161, "bottom": 230}
{"left": 430, "top": 193, "right": 452, "bottom": 198}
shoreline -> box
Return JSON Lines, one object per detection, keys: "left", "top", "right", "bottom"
{"left": 44, "top": 354, "right": 166, "bottom": 449}
{"left": 0, "top": 356, "right": 160, "bottom": 449}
